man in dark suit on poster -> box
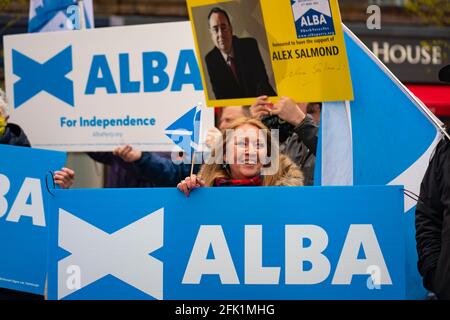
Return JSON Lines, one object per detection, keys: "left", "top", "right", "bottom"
{"left": 205, "top": 7, "right": 277, "bottom": 100}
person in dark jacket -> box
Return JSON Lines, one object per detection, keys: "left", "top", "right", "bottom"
{"left": 0, "top": 91, "right": 31, "bottom": 147}
{"left": 416, "top": 65, "right": 450, "bottom": 300}
{"left": 87, "top": 152, "right": 168, "bottom": 188}
{"left": 416, "top": 131, "right": 450, "bottom": 300}
{"left": 0, "top": 115, "right": 31, "bottom": 147}
{"left": 205, "top": 7, "right": 276, "bottom": 100}
{"left": 110, "top": 148, "right": 199, "bottom": 188}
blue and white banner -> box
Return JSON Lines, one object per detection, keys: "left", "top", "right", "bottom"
{"left": 316, "top": 25, "right": 444, "bottom": 299}
{"left": 48, "top": 185, "right": 405, "bottom": 300}
{"left": 0, "top": 144, "right": 66, "bottom": 295}
{"left": 28, "top": 0, "right": 94, "bottom": 33}
{"left": 3, "top": 22, "right": 214, "bottom": 151}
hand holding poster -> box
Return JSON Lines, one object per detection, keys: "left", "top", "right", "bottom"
{"left": 187, "top": 0, "right": 353, "bottom": 106}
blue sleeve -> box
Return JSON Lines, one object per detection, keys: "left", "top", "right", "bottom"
{"left": 87, "top": 152, "right": 115, "bottom": 165}
{"left": 134, "top": 152, "right": 201, "bottom": 187}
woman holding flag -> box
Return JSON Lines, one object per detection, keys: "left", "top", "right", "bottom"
{"left": 177, "top": 117, "right": 303, "bottom": 196}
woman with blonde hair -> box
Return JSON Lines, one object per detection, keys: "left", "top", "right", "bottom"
{"left": 177, "top": 117, "right": 303, "bottom": 196}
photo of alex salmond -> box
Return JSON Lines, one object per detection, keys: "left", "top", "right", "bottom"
{"left": 204, "top": 7, "right": 277, "bottom": 100}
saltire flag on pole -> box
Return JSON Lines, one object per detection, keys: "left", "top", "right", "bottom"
{"left": 28, "top": 0, "right": 94, "bottom": 33}
{"left": 315, "top": 25, "right": 447, "bottom": 299}
{"left": 165, "top": 105, "right": 203, "bottom": 159}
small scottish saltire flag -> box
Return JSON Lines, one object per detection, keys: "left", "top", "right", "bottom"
{"left": 28, "top": 0, "right": 94, "bottom": 33}
{"left": 12, "top": 46, "right": 74, "bottom": 108}
{"left": 165, "top": 106, "right": 202, "bottom": 157}
{"left": 315, "top": 25, "right": 445, "bottom": 299}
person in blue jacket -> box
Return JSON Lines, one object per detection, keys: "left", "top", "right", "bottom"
{"left": 86, "top": 152, "right": 170, "bottom": 188}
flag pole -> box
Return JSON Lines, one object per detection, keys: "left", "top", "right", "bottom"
{"left": 77, "top": 0, "right": 86, "bottom": 30}
{"left": 190, "top": 151, "right": 195, "bottom": 177}
{"left": 190, "top": 102, "right": 203, "bottom": 177}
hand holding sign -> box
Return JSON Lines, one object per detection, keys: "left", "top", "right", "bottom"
{"left": 53, "top": 167, "right": 75, "bottom": 189}
{"left": 177, "top": 174, "right": 206, "bottom": 197}
{"left": 271, "top": 97, "right": 306, "bottom": 127}
{"left": 250, "top": 95, "right": 272, "bottom": 119}
{"left": 113, "top": 144, "right": 143, "bottom": 163}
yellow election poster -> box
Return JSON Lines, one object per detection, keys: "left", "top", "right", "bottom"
{"left": 187, "top": 0, "right": 353, "bottom": 107}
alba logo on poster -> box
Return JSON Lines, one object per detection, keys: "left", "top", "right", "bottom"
{"left": 0, "top": 173, "right": 46, "bottom": 227}
{"left": 58, "top": 208, "right": 164, "bottom": 300}
{"left": 58, "top": 210, "right": 393, "bottom": 300}
{"left": 291, "top": 0, "right": 336, "bottom": 38}
{"left": 11, "top": 46, "right": 202, "bottom": 109}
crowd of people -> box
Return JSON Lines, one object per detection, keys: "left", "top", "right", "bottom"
{"left": 1, "top": 5, "right": 449, "bottom": 300}
{"left": 4, "top": 79, "right": 450, "bottom": 300}
{"left": 1, "top": 85, "right": 320, "bottom": 193}
{"left": 1, "top": 86, "right": 319, "bottom": 299}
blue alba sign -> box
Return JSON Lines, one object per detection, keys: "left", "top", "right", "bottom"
{"left": 0, "top": 144, "right": 66, "bottom": 294}
{"left": 48, "top": 185, "right": 406, "bottom": 300}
